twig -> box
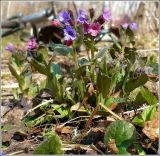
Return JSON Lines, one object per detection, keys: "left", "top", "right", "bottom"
{"left": 99, "top": 103, "right": 123, "bottom": 120}
{"left": 22, "top": 99, "right": 53, "bottom": 118}
{"left": 8, "top": 150, "right": 24, "bottom": 155}
{"left": 90, "top": 144, "right": 104, "bottom": 154}
{"left": 58, "top": 115, "right": 101, "bottom": 129}
{"left": 123, "top": 103, "right": 159, "bottom": 115}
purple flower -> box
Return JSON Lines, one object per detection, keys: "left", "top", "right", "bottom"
{"left": 88, "top": 22, "right": 101, "bottom": 36}
{"left": 122, "top": 23, "right": 128, "bottom": 29}
{"left": 83, "top": 21, "right": 90, "bottom": 34}
{"left": 103, "top": 8, "right": 111, "bottom": 22}
{"left": 5, "top": 43, "right": 14, "bottom": 52}
{"left": 0, "top": 152, "right": 6, "bottom": 156}
{"left": 64, "top": 25, "right": 76, "bottom": 41}
{"left": 77, "top": 10, "right": 86, "bottom": 23}
{"left": 26, "top": 38, "right": 38, "bottom": 51}
{"left": 59, "top": 11, "right": 71, "bottom": 24}
{"left": 130, "top": 22, "right": 138, "bottom": 30}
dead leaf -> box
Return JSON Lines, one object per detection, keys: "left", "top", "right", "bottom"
{"left": 61, "top": 126, "right": 73, "bottom": 134}
{"left": 108, "top": 139, "right": 119, "bottom": 154}
{"left": 56, "top": 126, "right": 73, "bottom": 134}
{"left": 87, "top": 83, "right": 95, "bottom": 96}
{"left": 2, "top": 107, "right": 24, "bottom": 126}
{"left": 109, "top": 91, "right": 121, "bottom": 111}
{"left": 92, "top": 127, "right": 103, "bottom": 133}
{"left": 1, "top": 105, "right": 10, "bottom": 116}
{"left": 2, "top": 132, "right": 13, "bottom": 143}
{"left": 142, "top": 112, "right": 159, "bottom": 141}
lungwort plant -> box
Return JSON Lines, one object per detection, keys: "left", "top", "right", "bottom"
{"left": 6, "top": 8, "right": 158, "bottom": 126}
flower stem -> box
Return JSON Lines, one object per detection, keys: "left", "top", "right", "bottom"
{"left": 90, "top": 44, "right": 95, "bottom": 82}
{"left": 73, "top": 48, "right": 79, "bottom": 70}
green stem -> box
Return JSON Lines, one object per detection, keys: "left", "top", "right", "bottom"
{"left": 90, "top": 44, "right": 95, "bottom": 82}
{"left": 73, "top": 48, "right": 79, "bottom": 70}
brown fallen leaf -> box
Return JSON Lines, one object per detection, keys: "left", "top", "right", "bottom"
{"left": 61, "top": 126, "right": 73, "bottom": 134}
{"left": 4, "top": 140, "right": 33, "bottom": 154}
{"left": 87, "top": 83, "right": 95, "bottom": 96}
{"left": 56, "top": 126, "right": 73, "bottom": 134}
{"left": 108, "top": 139, "right": 119, "bottom": 154}
{"left": 109, "top": 91, "right": 121, "bottom": 111}
{"left": 2, "top": 132, "right": 13, "bottom": 143}
{"left": 142, "top": 112, "right": 159, "bottom": 141}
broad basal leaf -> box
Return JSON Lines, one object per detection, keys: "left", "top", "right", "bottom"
{"left": 104, "top": 120, "right": 137, "bottom": 154}
{"left": 33, "top": 132, "right": 63, "bottom": 154}
{"left": 140, "top": 87, "right": 158, "bottom": 105}
{"left": 30, "top": 58, "right": 48, "bottom": 75}
{"left": 97, "top": 73, "right": 112, "bottom": 99}
{"left": 49, "top": 41, "right": 73, "bottom": 56}
{"left": 50, "top": 63, "right": 63, "bottom": 79}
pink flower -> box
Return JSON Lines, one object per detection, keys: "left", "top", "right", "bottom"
{"left": 66, "top": 39, "right": 73, "bottom": 46}
{"left": 88, "top": 22, "right": 101, "bottom": 36}
{"left": 52, "top": 19, "right": 61, "bottom": 27}
{"left": 83, "top": 21, "right": 90, "bottom": 34}
{"left": 26, "top": 38, "right": 38, "bottom": 51}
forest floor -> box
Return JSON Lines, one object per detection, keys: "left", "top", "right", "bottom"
{"left": 1, "top": 33, "right": 159, "bottom": 155}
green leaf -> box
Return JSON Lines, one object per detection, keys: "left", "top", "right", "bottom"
{"left": 73, "top": 36, "right": 83, "bottom": 48}
{"left": 30, "top": 58, "right": 48, "bottom": 75}
{"left": 132, "top": 104, "right": 157, "bottom": 127}
{"left": 28, "top": 84, "right": 39, "bottom": 97}
{"left": 23, "top": 72, "right": 32, "bottom": 90}
{"left": 84, "top": 40, "right": 97, "bottom": 52}
{"left": 49, "top": 42, "right": 73, "bottom": 56}
{"left": 8, "top": 64, "right": 25, "bottom": 90}
{"left": 94, "top": 46, "right": 108, "bottom": 60}
{"left": 133, "top": 91, "right": 146, "bottom": 107}
{"left": 117, "top": 147, "right": 129, "bottom": 154}
{"left": 97, "top": 73, "right": 112, "bottom": 98}
{"left": 37, "top": 45, "right": 48, "bottom": 64}
{"left": 50, "top": 63, "right": 63, "bottom": 79}
{"left": 134, "top": 144, "right": 146, "bottom": 155}
{"left": 112, "top": 98, "right": 127, "bottom": 104}
{"left": 125, "top": 74, "right": 148, "bottom": 92}
{"left": 104, "top": 120, "right": 137, "bottom": 153}
{"left": 78, "top": 58, "right": 89, "bottom": 66}
{"left": 140, "top": 87, "right": 158, "bottom": 105}
{"left": 33, "top": 132, "right": 63, "bottom": 154}
{"left": 124, "top": 47, "right": 136, "bottom": 64}
{"left": 75, "top": 64, "right": 89, "bottom": 79}
{"left": 126, "top": 27, "right": 135, "bottom": 41}
{"left": 104, "top": 97, "right": 113, "bottom": 108}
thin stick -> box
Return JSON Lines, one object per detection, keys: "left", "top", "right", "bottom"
{"left": 8, "top": 150, "right": 24, "bottom": 155}
{"left": 23, "top": 99, "right": 53, "bottom": 118}
{"left": 99, "top": 103, "right": 123, "bottom": 120}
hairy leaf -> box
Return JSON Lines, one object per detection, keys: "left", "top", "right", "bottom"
{"left": 33, "top": 132, "right": 63, "bottom": 154}
{"left": 49, "top": 42, "right": 73, "bottom": 56}
{"left": 104, "top": 120, "right": 137, "bottom": 154}
{"left": 132, "top": 104, "right": 157, "bottom": 127}
{"left": 125, "top": 74, "right": 148, "bottom": 92}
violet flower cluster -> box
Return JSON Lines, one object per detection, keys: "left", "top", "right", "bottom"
{"left": 5, "top": 43, "right": 14, "bottom": 53}
{"left": 58, "top": 8, "right": 112, "bottom": 46}
{"left": 122, "top": 22, "right": 138, "bottom": 30}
